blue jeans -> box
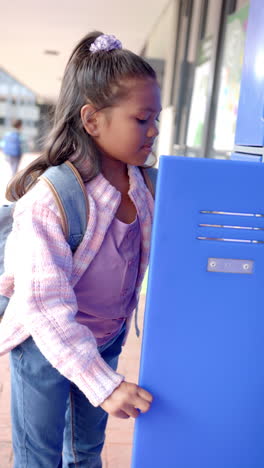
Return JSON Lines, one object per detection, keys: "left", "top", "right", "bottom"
{"left": 10, "top": 326, "right": 125, "bottom": 468}
{"left": 5, "top": 155, "right": 20, "bottom": 175}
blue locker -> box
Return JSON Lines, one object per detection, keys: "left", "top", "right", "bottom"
{"left": 132, "top": 155, "right": 264, "bottom": 468}
{"left": 235, "top": 0, "right": 264, "bottom": 146}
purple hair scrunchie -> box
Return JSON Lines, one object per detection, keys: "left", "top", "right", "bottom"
{"left": 89, "top": 34, "right": 122, "bottom": 53}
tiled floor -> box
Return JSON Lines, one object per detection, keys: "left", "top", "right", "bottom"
{"left": 0, "top": 152, "right": 146, "bottom": 467}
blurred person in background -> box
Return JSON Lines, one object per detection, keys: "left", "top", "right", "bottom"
{"left": 1, "top": 119, "right": 23, "bottom": 175}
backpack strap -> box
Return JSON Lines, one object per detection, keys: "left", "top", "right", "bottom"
{"left": 40, "top": 163, "right": 156, "bottom": 253}
{"left": 40, "top": 161, "right": 89, "bottom": 252}
{"left": 141, "top": 167, "right": 158, "bottom": 198}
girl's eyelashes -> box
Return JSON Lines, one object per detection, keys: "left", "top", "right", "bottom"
{"left": 136, "top": 118, "right": 148, "bottom": 124}
{"left": 136, "top": 115, "right": 160, "bottom": 124}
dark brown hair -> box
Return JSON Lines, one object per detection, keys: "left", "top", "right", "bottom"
{"left": 12, "top": 119, "right": 22, "bottom": 130}
{"left": 6, "top": 31, "right": 156, "bottom": 201}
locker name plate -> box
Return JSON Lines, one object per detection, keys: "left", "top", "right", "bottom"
{"left": 207, "top": 258, "right": 254, "bottom": 274}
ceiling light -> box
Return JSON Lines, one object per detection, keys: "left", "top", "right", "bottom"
{"left": 44, "top": 50, "right": 60, "bottom": 56}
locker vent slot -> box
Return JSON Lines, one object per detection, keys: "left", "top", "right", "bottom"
{"left": 197, "top": 237, "right": 264, "bottom": 244}
{"left": 197, "top": 210, "right": 264, "bottom": 244}
{"left": 199, "top": 224, "right": 264, "bottom": 231}
{"left": 200, "top": 210, "right": 264, "bottom": 217}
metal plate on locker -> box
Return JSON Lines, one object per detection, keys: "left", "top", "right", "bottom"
{"left": 207, "top": 258, "right": 254, "bottom": 274}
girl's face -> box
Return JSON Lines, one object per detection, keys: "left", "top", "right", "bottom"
{"left": 93, "top": 78, "right": 161, "bottom": 167}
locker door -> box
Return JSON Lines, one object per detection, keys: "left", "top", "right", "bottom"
{"left": 132, "top": 155, "right": 264, "bottom": 468}
{"left": 235, "top": 0, "right": 264, "bottom": 146}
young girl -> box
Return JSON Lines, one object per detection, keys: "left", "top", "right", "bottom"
{"left": 0, "top": 31, "right": 161, "bottom": 467}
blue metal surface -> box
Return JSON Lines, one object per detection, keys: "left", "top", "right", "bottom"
{"left": 231, "top": 152, "right": 263, "bottom": 163}
{"left": 132, "top": 155, "right": 264, "bottom": 468}
{"left": 235, "top": 0, "right": 264, "bottom": 146}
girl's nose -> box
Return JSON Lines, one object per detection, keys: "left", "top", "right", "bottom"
{"left": 147, "top": 123, "right": 159, "bottom": 138}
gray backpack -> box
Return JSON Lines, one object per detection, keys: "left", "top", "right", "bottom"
{"left": 0, "top": 162, "right": 157, "bottom": 319}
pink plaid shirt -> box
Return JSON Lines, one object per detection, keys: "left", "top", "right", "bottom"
{"left": 0, "top": 164, "right": 154, "bottom": 406}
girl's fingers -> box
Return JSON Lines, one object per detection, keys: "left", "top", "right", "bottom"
{"left": 125, "top": 406, "right": 140, "bottom": 419}
{"left": 122, "top": 395, "right": 151, "bottom": 417}
{"left": 100, "top": 382, "right": 153, "bottom": 419}
{"left": 133, "top": 396, "right": 152, "bottom": 414}
{"left": 137, "top": 386, "right": 153, "bottom": 403}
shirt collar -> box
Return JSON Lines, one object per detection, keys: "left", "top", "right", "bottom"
{"left": 87, "top": 165, "right": 147, "bottom": 206}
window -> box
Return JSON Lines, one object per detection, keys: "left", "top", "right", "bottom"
{"left": 184, "top": 0, "right": 222, "bottom": 157}
{"left": 211, "top": 3, "right": 249, "bottom": 157}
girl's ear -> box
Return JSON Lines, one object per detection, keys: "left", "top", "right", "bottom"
{"left": 80, "top": 104, "right": 99, "bottom": 136}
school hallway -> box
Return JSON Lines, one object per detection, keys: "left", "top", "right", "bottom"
{"left": 0, "top": 152, "right": 146, "bottom": 468}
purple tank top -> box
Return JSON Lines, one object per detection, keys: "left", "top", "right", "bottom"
{"left": 74, "top": 216, "right": 141, "bottom": 345}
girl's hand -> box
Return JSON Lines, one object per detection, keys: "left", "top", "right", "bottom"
{"left": 100, "top": 381, "right": 153, "bottom": 419}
